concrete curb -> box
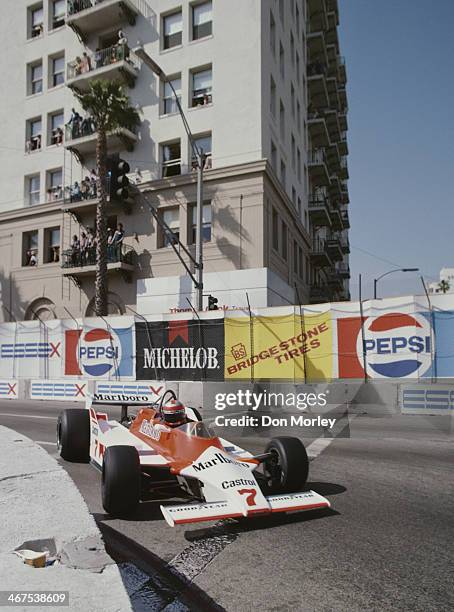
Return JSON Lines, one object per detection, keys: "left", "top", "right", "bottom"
{"left": 0, "top": 426, "right": 132, "bottom": 612}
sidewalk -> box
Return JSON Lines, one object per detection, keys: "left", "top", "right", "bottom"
{"left": 0, "top": 426, "right": 132, "bottom": 612}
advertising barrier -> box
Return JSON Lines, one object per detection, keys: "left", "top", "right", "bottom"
{"left": 401, "top": 384, "right": 454, "bottom": 414}
{"left": 0, "top": 380, "right": 18, "bottom": 399}
{"left": 1, "top": 296, "right": 454, "bottom": 383}
{"left": 30, "top": 379, "right": 88, "bottom": 401}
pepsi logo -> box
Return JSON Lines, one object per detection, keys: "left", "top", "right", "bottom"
{"left": 357, "top": 313, "right": 432, "bottom": 378}
{"left": 77, "top": 329, "right": 121, "bottom": 377}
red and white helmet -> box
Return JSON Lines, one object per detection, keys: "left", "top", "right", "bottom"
{"left": 162, "top": 399, "right": 186, "bottom": 426}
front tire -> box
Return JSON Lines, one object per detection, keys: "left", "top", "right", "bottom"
{"left": 57, "top": 409, "right": 90, "bottom": 462}
{"left": 102, "top": 445, "right": 141, "bottom": 517}
{"left": 264, "top": 437, "right": 309, "bottom": 493}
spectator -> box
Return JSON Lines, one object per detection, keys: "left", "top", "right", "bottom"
{"left": 107, "top": 227, "right": 114, "bottom": 260}
{"left": 80, "top": 231, "right": 88, "bottom": 263}
{"left": 67, "top": 108, "right": 82, "bottom": 139}
{"left": 80, "top": 178, "right": 90, "bottom": 199}
{"left": 71, "top": 234, "right": 80, "bottom": 266}
{"left": 88, "top": 174, "right": 97, "bottom": 198}
{"left": 95, "top": 48, "right": 103, "bottom": 69}
{"left": 112, "top": 223, "right": 124, "bottom": 245}
{"left": 71, "top": 181, "right": 81, "bottom": 202}
{"left": 81, "top": 52, "right": 92, "bottom": 73}
{"left": 46, "top": 188, "right": 53, "bottom": 202}
{"left": 28, "top": 250, "right": 37, "bottom": 266}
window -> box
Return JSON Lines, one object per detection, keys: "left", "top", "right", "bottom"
{"left": 280, "top": 160, "right": 286, "bottom": 189}
{"left": 192, "top": 133, "right": 212, "bottom": 170}
{"left": 191, "top": 66, "right": 212, "bottom": 106}
{"left": 281, "top": 221, "right": 287, "bottom": 260}
{"left": 29, "top": 61, "right": 43, "bottom": 95}
{"left": 297, "top": 100, "right": 301, "bottom": 132}
{"left": 50, "top": 54, "right": 65, "bottom": 88}
{"left": 279, "top": 100, "right": 285, "bottom": 139}
{"left": 192, "top": 1, "right": 212, "bottom": 40}
{"left": 279, "top": 42, "right": 284, "bottom": 78}
{"left": 292, "top": 186, "right": 297, "bottom": 207}
{"left": 272, "top": 208, "right": 279, "bottom": 251}
{"left": 163, "top": 10, "right": 182, "bottom": 49}
{"left": 27, "top": 175, "right": 41, "bottom": 206}
{"left": 291, "top": 83, "right": 295, "bottom": 117}
{"left": 297, "top": 196, "right": 302, "bottom": 215}
{"left": 29, "top": 4, "right": 44, "bottom": 39}
{"left": 161, "top": 141, "right": 181, "bottom": 177}
{"left": 51, "top": 0, "right": 65, "bottom": 29}
{"left": 47, "top": 168, "right": 63, "bottom": 201}
{"left": 271, "top": 141, "right": 277, "bottom": 171}
{"left": 190, "top": 202, "right": 212, "bottom": 243}
{"left": 290, "top": 33, "right": 295, "bottom": 67}
{"left": 26, "top": 117, "right": 42, "bottom": 153}
{"left": 291, "top": 135, "right": 296, "bottom": 169}
{"left": 162, "top": 76, "right": 181, "bottom": 115}
{"left": 270, "top": 11, "right": 276, "bottom": 56}
{"left": 279, "top": 0, "right": 284, "bottom": 24}
{"left": 298, "top": 246, "right": 303, "bottom": 279}
{"left": 22, "top": 231, "right": 39, "bottom": 267}
{"left": 296, "top": 52, "right": 300, "bottom": 84}
{"left": 49, "top": 110, "right": 64, "bottom": 145}
{"left": 297, "top": 148, "right": 302, "bottom": 182}
{"left": 44, "top": 227, "right": 60, "bottom": 263}
{"left": 296, "top": 5, "right": 300, "bottom": 36}
{"left": 293, "top": 240, "right": 298, "bottom": 274}
{"left": 270, "top": 76, "right": 276, "bottom": 117}
{"left": 161, "top": 207, "right": 180, "bottom": 247}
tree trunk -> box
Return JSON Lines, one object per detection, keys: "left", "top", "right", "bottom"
{"left": 95, "top": 129, "right": 108, "bottom": 316}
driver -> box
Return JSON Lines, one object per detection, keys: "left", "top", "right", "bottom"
{"left": 162, "top": 398, "right": 188, "bottom": 427}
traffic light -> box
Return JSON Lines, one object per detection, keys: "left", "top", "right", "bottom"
{"left": 108, "top": 155, "right": 131, "bottom": 201}
{"left": 208, "top": 295, "right": 219, "bottom": 310}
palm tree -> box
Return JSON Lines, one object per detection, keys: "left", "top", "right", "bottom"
{"left": 438, "top": 279, "right": 450, "bottom": 294}
{"left": 74, "top": 80, "right": 140, "bottom": 316}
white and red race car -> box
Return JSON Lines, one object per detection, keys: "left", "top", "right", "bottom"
{"left": 57, "top": 390, "right": 330, "bottom": 526}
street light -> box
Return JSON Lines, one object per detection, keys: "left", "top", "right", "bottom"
{"left": 134, "top": 44, "right": 205, "bottom": 311}
{"left": 373, "top": 268, "right": 419, "bottom": 299}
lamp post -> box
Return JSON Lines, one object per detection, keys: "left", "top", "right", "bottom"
{"left": 134, "top": 45, "right": 205, "bottom": 311}
{"left": 373, "top": 268, "right": 419, "bottom": 299}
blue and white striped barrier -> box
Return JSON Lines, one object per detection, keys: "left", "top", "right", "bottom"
{"left": 95, "top": 381, "right": 165, "bottom": 402}
{"left": 30, "top": 380, "right": 88, "bottom": 401}
{"left": 401, "top": 385, "right": 454, "bottom": 414}
{"left": 0, "top": 379, "right": 18, "bottom": 399}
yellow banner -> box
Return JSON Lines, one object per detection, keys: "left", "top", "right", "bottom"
{"left": 224, "top": 313, "right": 333, "bottom": 381}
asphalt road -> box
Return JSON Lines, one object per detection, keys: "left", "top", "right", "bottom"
{"left": 0, "top": 399, "right": 452, "bottom": 612}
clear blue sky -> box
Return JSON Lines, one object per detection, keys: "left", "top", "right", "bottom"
{"left": 339, "top": 0, "right": 454, "bottom": 299}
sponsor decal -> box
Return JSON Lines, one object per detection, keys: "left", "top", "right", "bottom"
{"left": 192, "top": 452, "right": 251, "bottom": 472}
{"left": 224, "top": 313, "right": 333, "bottom": 380}
{"left": 238, "top": 488, "right": 258, "bottom": 507}
{"left": 338, "top": 312, "right": 432, "bottom": 379}
{"left": 93, "top": 392, "right": 154, "bottom": 403}
{"left": 65, "top": 326, "right": 133, "bottom": 378}
{"left": 222, "top": 478, "right": 256, "bottom": 489}
{"left": 31, "top": 380, "right": 87, "bottom": 401}
{"left": 0, "top": 342, "right": 61, "bottom": 359}
{"left": 139, "top": 420, "right": 170, "bottom": 440}
{"left": 136, "top": 319, "right": 224, "bottom": 381}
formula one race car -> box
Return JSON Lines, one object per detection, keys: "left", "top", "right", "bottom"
{"left": 57, "top": 391, "right": 330, "bottom": 526}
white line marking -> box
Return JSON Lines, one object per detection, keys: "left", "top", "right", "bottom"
{"left": 0, "top": 413, "right": 56, "bottom": 420}
{"left": 36, "top": 440, "right": 57, "bottom": 446}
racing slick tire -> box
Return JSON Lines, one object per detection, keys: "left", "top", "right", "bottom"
{"left": 102, "top": 445, "right": 141, "bottom": 517}
{"left": 57, "top": 409, "right": 90, "bottom": 462}
{"left": 264, "top": 437, "right": 309, "bottom": 494}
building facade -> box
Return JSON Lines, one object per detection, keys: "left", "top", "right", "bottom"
{"left": 0, "top": 0, "right": 350, "bottom": 321}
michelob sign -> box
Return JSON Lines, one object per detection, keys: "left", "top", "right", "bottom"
{"left": 224, "top": 313, "right": 333, "bottom": 381}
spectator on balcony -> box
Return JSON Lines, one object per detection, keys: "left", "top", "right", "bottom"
{"left": 86, "top": 227, "right": 95, "bottom": 251}
{"left": 74, "top": 56, "right": 83, "bottom": 76}
{"left": 80, "top": 178, "right": 90, "bottom": 200}
{"left": 112, "top": 223, "right": 124, "bottom": 246}
{"left": 89, "top": 173, "right": 97, "bottom": 198}
{"left": 67, "top": 108, "right": 82, "bottom": 139}
{"left": 81, "top": 52, "right": 92, "bottom": 74}
{"left": 51, "top": 127, "right": 64, "bottom": 145}
{"left": 27, "top": 250, "right": 37, "bottom": 266}
{"left": 71, "top": 235, "right": 80, "bottom": 266}
{"left": 95, "top": 48, "right": 103, "bottom": 70}
{"left": 107, "top": 227, "right": 114, "bottom": 260}
{"left": 71, "top": 181, "right": 81, "bottom": 202}
{"left": 80, "top": 115, "right": 94, "bottom": 136}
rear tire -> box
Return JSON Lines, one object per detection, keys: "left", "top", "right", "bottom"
{"left": 264, "top": 437, "right": 309, "bottom": 493}
{"left": 57, "top": 409, "right": 90, "bottom": 462}
{"left": 102, "top": 445, "right": 140, "bottom": 517}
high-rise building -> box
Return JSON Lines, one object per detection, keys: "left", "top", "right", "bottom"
{"left": 0, "top": 0, "right": 350, "bottom": 320}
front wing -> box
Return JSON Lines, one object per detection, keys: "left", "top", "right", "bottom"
{"left": 160, "top": 490, "right": 330, "bottom": 527}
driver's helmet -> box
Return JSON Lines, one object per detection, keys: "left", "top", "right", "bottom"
{"left": 162, "top": 399, "right": 186, "bottom": 426}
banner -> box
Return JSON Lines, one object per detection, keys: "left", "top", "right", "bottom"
{"left": 135, "top": 319, "right": 224, "bottom": 381}
{"left": 0, "top": 379, "right": 18, "bottom": 399}
{"left": 224, "top": 313, "right": 333, "bottom": 381}
{"left": 30, "top": 379, "right": 88, "bottom": 401}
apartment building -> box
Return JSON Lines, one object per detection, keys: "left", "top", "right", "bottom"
{"left": 0, "top": 0, "right": 350, "bottom": 321}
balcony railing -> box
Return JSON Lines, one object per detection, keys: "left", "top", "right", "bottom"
{"left": 67, "top": 0, "right": 150, "bottom": 17}
{"left": 308, "top": 148, "right": 327, "bottom": 165}
{"left": 61, "top": 243, "right": 135, "bottom": 269}
{"left": 65, "top": 119, "right": 96, "bottom": 142}
{"left": 67, "top": 44, "right": 139, "bottom": 81}
{"left": 64, "top": 177, "right": 110, "bottom": 203}
{"left": 307, "top": 61, "right": 327, "bottom": 77}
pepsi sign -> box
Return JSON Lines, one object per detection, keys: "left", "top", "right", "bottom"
{"left": 65, "top": 326, "right": 133, "bottom": 378}
{"left": 338, "top": 312, "right": 433, "bottom": 379}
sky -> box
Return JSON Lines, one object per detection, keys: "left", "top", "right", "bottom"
{"left": 338, "top": 0, "right": 454, "bottom": 300}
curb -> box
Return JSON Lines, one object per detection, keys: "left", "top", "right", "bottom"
{"left": 0, "top": 426, "right": 132, "bottom": 612}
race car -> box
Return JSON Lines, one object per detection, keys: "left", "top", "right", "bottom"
{"left": 57, "top": 390, "right": 330, "bottom": 526}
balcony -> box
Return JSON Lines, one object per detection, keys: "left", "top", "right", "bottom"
{"left": 307, "top": 62, "right": 330, "bottom": 109}
{"left": 308, "top": 149, "right": 330, "bottom": 187}
{"left": 338, "top": 56, "right": 347, "bottom": 85}
{"left": 308, "top": 114, "right": 330, "bottom": 148}
{"left": 338, "top": 111, "right": 348, "bottom": 132}
{"left": 341, "top": 207, "right": 350, "bottom": 229}
{"left": 324, "top": 109, "right": 341, "bottom": 143}
{"left": 338, "top": 85, "right": 348, "bottom": 109}
{"left": 326, "top": 235, "right": 343, "bottom": 261}
{"left": 340, "top": 236, "right": 350, "bottom": 255}
{"left": 66, "top": 44, "right": 140, "bottom": 92}
{"left": 65, "top": 123, "right": 138, "bottom": 162}
{"left": 329, "top": 175, "right": 342, "bottom": 201}
{"left": 309, "top": 194, "right": 331, "bottom": 227}
{"left": 310, "top": 238, "right": 332, "bottom": 268}
{"left": 310, "top": 284, "right": 331, "bottom": 304}
{"left": 62, "top": 243, "right": 135, "bottom": 282}
{"left": 326, "top": 12, "right": 339, "bottom": 46}
{"left": 341, "top": 181, "right": 350, "bottom": 204}
{"left": 308, "top": 0, "right": 329, "bottom": 32}
{"left": 325, "top": 270, "right": 343, "bottom": 291}
{"left": 338, "top": 131, "right": 349, "bottom": 156}
{"left": 307, "top": 30, "right": 328, "bottom": 66}
{"left": 66, "top": 0, "right": 148, "bottom": 41}
{"left": 330, "top": 205, "right": 343, "bottom": 231}
{"left": 337, "top": 263, "right": 351, "bottom": 280}
{"left": 339, "top": 157, "right": 349, "bottom": 180}
{"left": 326, "top": 144, "right": 341, "bottom": 174}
